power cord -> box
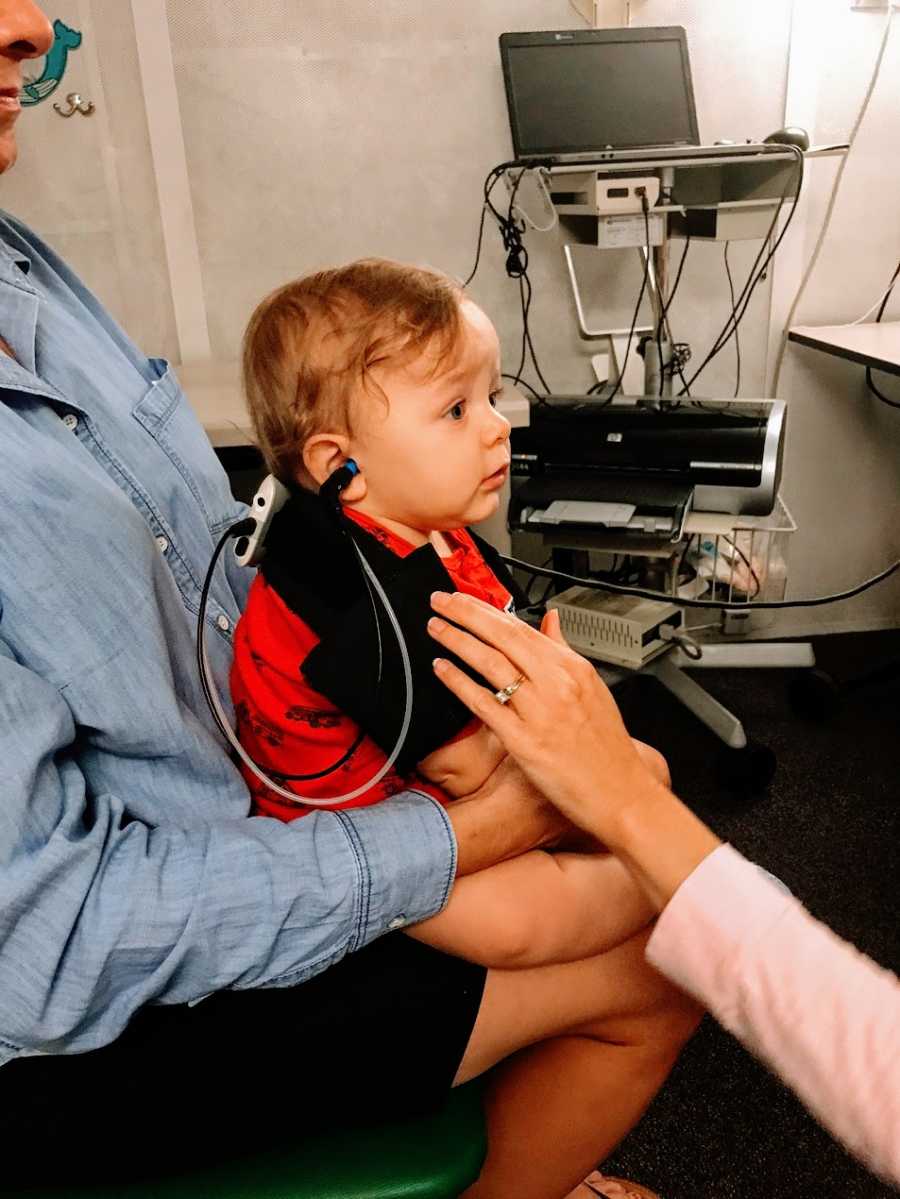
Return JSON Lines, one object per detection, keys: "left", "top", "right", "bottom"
{"left": 587, "top": 194, "right": 652, "bottom": 404}
{"left": 723, "top": 242, "right": 741, "bottom": 398}
{"left": 679, "top": 145, "right": 805, "bottom": 394}
{"left": 499, "top": 550, "right": 900, "bottom": 612}
{"left": 655, "top": 230, "right": 693, "bottom": 398}
{"left": 865, "top": 258, "right": 900, "bottom": 410}
{"left": 467, "top": 164, "right": 556, "bottom": 399}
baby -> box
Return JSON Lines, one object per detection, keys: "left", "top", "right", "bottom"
{"left": 231, "top": 257, "right": 661, "bottom": 969}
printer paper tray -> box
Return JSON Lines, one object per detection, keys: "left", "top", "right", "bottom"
{"left": 511, "top": 474, "right": 693, "bottom": 541}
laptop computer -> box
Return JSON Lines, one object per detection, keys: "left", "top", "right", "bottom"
{"left": 499, "top": 27, "right": 787, "bottom": 166}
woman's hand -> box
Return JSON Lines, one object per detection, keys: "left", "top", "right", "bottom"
{"left": 428, "top": 591, "right": 721, "bottom": 909}
{"left": 427, "top": 592, "right": 656, "bottom": 846}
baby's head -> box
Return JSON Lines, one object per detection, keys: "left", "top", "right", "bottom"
{"left": 243, "top": 258, "right": 511, "bottom": 537}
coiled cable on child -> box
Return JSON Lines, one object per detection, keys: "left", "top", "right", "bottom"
{"left": 196, "top": 472, "right": 414, "bottom": 809}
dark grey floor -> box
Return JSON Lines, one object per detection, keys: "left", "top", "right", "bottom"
{"left": 599, "top": 630, "right": 900, "bottom": 1198}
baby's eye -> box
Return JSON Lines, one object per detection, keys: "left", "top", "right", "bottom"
{"left": 489, "top": 388, "right": 504, "bottom": 408}
{"left": 446, "top": 400, "right": 466, "bottom": 421}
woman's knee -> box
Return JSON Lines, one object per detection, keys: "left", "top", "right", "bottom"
{"left": 632, "top": 739, "right": 671, "bottom": 789}
{"left": 573, "top": 925, "right": 702, "bottom": 1050}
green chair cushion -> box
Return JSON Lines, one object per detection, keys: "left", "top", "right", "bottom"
{"left": 30, "top": 1078, "right": 487, "bottom": 1199}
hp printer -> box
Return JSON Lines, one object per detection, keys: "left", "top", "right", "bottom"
{"left": 509, "top": 398, "right": 786, "bottom": 540}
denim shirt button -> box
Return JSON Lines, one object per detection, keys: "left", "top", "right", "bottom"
{"left": 155, "top": 536, "right": 169, "bottom": 554}
{"left": 387, "top": 915, "right": 407, "bottom": 931}
{"left": 61, "top": 412, "right": 78, "bottom": 431}
{"left": 216, "top": 614, "right": 231, "bottom": 634}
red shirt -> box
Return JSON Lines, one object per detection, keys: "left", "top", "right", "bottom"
{"left": 230, "top": 509, "right": 512, "bottom": 821}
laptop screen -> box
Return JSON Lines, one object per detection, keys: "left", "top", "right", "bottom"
{"left": 500, "top": 28, "right": 699, "bottom": 158}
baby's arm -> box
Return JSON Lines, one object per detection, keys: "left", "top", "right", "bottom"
{"left": 417, "top": 724, "right": 505, "bottom": 799}
{"left": 405, "top": 849, "right": 655, "bottom": 969}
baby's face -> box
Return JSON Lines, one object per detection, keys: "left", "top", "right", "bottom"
{"left": 349, "top": 300, "right": 511, "bottom": 535}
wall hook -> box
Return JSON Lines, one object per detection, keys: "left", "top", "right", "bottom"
{"left": 53, "top": 92, "right": 95, "bottom": 118}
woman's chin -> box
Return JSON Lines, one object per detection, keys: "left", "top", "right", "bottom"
{"left": 0, "top": 131, "right": 19, "bottom": 175}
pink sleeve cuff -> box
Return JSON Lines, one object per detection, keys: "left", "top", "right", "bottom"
{"left": 646, "top": 843, "right": 793, "bottom": 1015}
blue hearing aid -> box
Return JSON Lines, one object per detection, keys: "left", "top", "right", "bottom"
{"left": 319, "top": 458, "right": 359, "bottom": 516}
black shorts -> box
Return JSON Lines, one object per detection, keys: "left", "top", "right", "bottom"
{"left": 0, "top": 936, "right": 487, "bottom": 1187}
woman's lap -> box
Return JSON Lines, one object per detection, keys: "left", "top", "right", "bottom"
{"left": 0, "top": 935, "right": 486, "bottom": 1185}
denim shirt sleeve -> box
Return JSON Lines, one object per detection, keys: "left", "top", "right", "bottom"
{"left": 0, "top": 635, "right": 455, "bottom": 1064}
{"left": 0, "top": 213, "right": 457, "bottom": 1067}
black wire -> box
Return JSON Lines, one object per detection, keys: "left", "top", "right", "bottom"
{"left": 504, "top": 169, "right": 554, "bottom": 394}
{"left": 722, "top": 536, "right": 760, "bottom": 601}
{"left": 519, "top": 555, "right": 555, "bottom": 603}
{"left": 522, "top": 274, "right": 553, "bottom": 393}
{"left": 463, "top": 163, "right": 514, "bottom": 288}
{"left": 538, "top": 572, "right": 558, "bottom": 605}
{"left": 679, "top": 145, "right": 805, "bottom": 394}
{"left": 865, "top": 257, "right": 900, "bottom": 410}
{"left": 703, "top": 151, "right": 803, "bottom": 366}
{"left": 866, "top": 368, "right": 900, "bottom": 409}
{"left": 654, "top": 227, "right": 665, "bottom": 397}
{"left": 590, "top": 196, "right": 652, "bottom": 406}
{"left": 498, "top": 551, "right": 900, "bottom": 612}
{"left": 723, "top": 243, "right": 741, "bottom": 398}
{"left": 659, "top": 232, "right": 692, "bottom": 332}
{"left": 874, "top": 258, "right": 900, "bottom": 322}
{"left": 502, "top": 372, "right": 540, "bottom": 399}
{"left": 513, "top": 275, "right": 528, "bottom": 385}
{"left": 463, "top": 199, "right": 490, "bottom": 290}
{"left": 472, "top": 164, "right": 555, "bottom": 397}
{"left": 655, "top": 231, "right": 692, "bottom": 398}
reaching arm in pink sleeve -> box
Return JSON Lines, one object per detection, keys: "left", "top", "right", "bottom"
{"left": 646, "top": 844, "right": 900, "bottom": 1185}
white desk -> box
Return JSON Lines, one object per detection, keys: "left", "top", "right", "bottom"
{"left": 177, "top": 360, "right": 532, "bottom": 448}
{"left": 788, "top": 321, "right": 900, "bottom": 378}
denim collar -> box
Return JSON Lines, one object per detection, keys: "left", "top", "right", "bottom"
{"left": 0, "top": 233, "right": 42, "bottom": 381}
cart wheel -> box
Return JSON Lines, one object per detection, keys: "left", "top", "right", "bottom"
{"left": 715, "top": 740, "right": 777, "bottom": 795}
{"left": 788, "top": 668, "right": 841, "bottom": 722}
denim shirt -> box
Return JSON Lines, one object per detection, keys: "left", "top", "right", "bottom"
{"left": 0, "top": 213, "right": 456, "bottom": 1067}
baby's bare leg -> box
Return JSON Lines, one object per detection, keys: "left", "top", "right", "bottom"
{"left": 406, "top": 849, "right": 654, "bottom": 970}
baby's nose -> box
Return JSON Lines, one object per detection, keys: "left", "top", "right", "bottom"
{"left": 485, "top": 409, "right": 511, "bottom": 443}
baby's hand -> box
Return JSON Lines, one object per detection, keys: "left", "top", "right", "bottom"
{"left": 417, "top": 724, "right": 506, "bottom": 799}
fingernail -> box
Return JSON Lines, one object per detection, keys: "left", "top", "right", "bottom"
{"left": 431, "top": 591, "right": 451, "bottom": 608}
{"left": 428, "top": 617, "right": 447, "bottom": 633}
{"left": 433, "top": 657, "right": 448, "bottom": 673}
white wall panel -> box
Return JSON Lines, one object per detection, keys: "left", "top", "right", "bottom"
{"left": 1, "top": 0, "right": 178, "bottom": 359}
{"left": 4, "top": 0, "right": 896, "bottom": 631}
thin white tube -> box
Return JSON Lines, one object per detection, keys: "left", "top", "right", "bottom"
{"left": 771, "top": 6, "right": 894, "bottom": 393}
{"left": 201, "top": 543, "right": 414, "bottom": 808}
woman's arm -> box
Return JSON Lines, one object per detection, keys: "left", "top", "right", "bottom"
{"left": 426, "top": 592, "right": 900, "bottom": 1185}
{"left": 647, "top": 844, "right": 900, "bottom": 1184}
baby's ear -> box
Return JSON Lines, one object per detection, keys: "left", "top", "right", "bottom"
{"left": 303, "top": 433, "right": 367, "bottom": 502}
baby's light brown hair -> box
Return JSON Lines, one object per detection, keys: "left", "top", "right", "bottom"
{"left": 242, "top": 257, "right": 465, "bottom": 486}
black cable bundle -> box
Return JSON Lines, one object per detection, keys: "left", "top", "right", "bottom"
{"left": 465, "top": 163, "right": 553, "bottom": 398}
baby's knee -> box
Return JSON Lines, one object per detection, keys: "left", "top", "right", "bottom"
{"left": 632, "top": 739, "right": 671, "bottom": 789}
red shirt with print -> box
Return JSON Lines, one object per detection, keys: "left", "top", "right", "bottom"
{"left": 230, "top": 509, "right": 512, "bottom": 822}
